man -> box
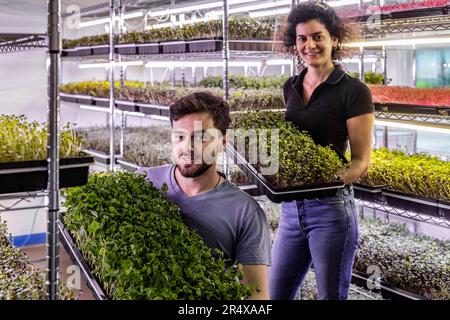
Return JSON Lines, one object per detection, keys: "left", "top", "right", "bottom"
{"left": 139, "top": 91, "right": 271, "bottom": 300}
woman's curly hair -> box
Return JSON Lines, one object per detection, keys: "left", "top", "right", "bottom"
{"left": 284, "top": 0, "right": 354, "bottom": 62}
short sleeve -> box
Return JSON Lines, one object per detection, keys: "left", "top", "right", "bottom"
{"left": 282, "top": 77, "right": 292, "bottom": 105}
{"left": 345, "top": 80, "right": 374, "bottom": 120}
{"left": 236, "top": 207, "right": 272, "bottom": 265}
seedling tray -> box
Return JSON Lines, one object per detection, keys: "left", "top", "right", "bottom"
{"left": 374, "top": 102, "right": 446, "bottom": 116}
{"left": 62, "top": 46, "right": 92, "bottom": 57}
{"left": 116, "top": 43, "right": 137, "bottom": 55}
{"left": 58, "top": 220, "right": 108, "bottom": 300}
{"left": 383, "top": 189, "right": 441, "bottom": 218}
{"left": 116, "top": 100, "right": 137, "bottom": 112}
{"left": 136, "top": 102, "right": 170, "bottom": 117}
{"left": 188, "top": 38, "right": 223, "bottom": 53}
{"left": 353, "top": 183, "right": 385, "bottom": 203}
{"left": 93, "top": 97, "right": 110, "bottom": 107}
{"left": 225, "top": 144, "right": 345, "bottom": 203}
{"left": 438, "top": 200, "right": 450, "bottom": 220}
{"left": 59, "top": 93, "right": 78, "bottom": 104}
{"left": 91, "top": 45, "right": 109, "bottom": 55}
{"left": 0, "top": 156, "right": 93, "bottom": 194}
{"left": 160, "top": 40, "right": 188, "bottom": 54}
{"left": 136, "top": 42, "right": 161, "bottom": 55}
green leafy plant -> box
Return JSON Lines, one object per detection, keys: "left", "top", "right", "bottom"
{"left": 231, "top": 111, "right": 347, "bottom": 187}
{"left": 349, "top": 71, "right": 388, "bottom": 85}
{"left": 63, "top": 172, "right": 253, "bottom": 299}
{"left": 60, "top": 81, "right": 284, "bottom": 112}
{"left": 358, "top": 148, "right": 450, "bottom": 202}
{"left": 0, "top": 115, "right": 84, "bottom": 163}
{"left": 62, "top": 17, "right": 277, "bottom": 49}
{"left": 199, "top": 75, "right": 289, "bottom": 90}
{"left": 355, "top": 217, "right": 450, "bottom": 300}
{"left": 0, "top": 219, "right": 73, "bottom": 300}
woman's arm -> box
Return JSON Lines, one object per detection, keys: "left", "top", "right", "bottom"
{"left": 343, "top": 113, "right": 375, "bottom": 185}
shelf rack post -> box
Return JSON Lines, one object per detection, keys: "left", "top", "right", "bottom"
{"left": 222, "top": 0, "right": 229, "bottom": 103}
{"left": 109, "top": 0, "right": 116, "bottom": 172}
{"left": 46, "top": 0, "right": 61, "bottom": 300}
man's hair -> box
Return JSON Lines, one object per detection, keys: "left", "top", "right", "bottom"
{"left": 169, "top": 91, "right": 231, "bottom": 135}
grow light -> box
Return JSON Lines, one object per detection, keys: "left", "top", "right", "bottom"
{"left": 347, "top": 37, "right": 450, "bottom": 48}
{"left": 144, "top": 60, "right": 262, "bottom": 68}
{"left": 80, "top": 105, "right": 111, "bottom": 112}
{"left": 78, "top": 11, "right": 144, "bottom": 28}
{"left": 78, "top": 61, "right": 143, "bottom": 69}
{"left": 375, "top": 119, "right": 450, "bottom": 135}
{"left": 147, "top": 0, "right": 260, "bottom": 18}
{"left": 341, "top": 57, "right": 378, "bottom": 63}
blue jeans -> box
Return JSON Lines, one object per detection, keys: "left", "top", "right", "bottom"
{"left": 269, "top": 186, "right": 359, "bottom": 300}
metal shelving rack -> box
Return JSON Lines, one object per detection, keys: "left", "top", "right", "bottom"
{"left": 0, "top": 34, "right": 47, "bottom": 53}
{"left": 0, "top": 1, "right": 61, "bottom": 300}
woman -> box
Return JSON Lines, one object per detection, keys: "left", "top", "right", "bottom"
{"left": 269, "top": 0, "right": 374, "bottom": 300}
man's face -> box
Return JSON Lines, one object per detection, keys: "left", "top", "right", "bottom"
{"left": 171, "top": 112, "right": 225, "bottom": 178}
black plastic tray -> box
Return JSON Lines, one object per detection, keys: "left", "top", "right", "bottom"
{"left": 225, "top": 145, "right": 345, "bottom": 203}
{"left": 59, "top": 93, "right": 78, "bottom": 104}
{"left": 353, "top": 183, "right": 385, "bottom": 203}
{"left": 115, "top": 100, "right": 137, "bottom": 112}
{"left": 374, "top": 102, "right": 449, "bottom": 116}
{"left": 116, "top": 44, "right": 137, "bottom": 55}
{"left": 351, "top": 270, "right": 426, "bottom": 300}
{"left": 91, "top": 45, "right": 109, "bottom": 55}
{"left": 0, "top": 156, "right": 93, "bottom": 194}
{"left": 383, "top": 189, "right": 440, "bottom": 217}
{"left": 136, "top": 42, "right": 161, "bottom": 55}
{"left": 93, "top": 97, "right": 110, "bottom": 107}
{"left": 160, "top": 40, "right": 188, "bottom": 54}
{"left": 58, "top": 220, "right": 108, "bottom": 300}
{"left": 188, "top": 38, "right": 223, "bottom": 53}
{"left": 136, "top": 103, "right": 170, "bottom": 117}
{"left": 75, "top": 94, "right": 93, "bottom": 105}
{"left": 62, "top": 47, "right": 92, "bottom": 57}
{"left": 438, "top": 200, "right": 450, "bottom": 220}
{"left": 229, "top": 39, "right": 274, "bottom": 52}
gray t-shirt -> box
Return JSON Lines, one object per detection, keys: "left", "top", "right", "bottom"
{"left": 138, "top": 165, "right": 271, "bottom": 266}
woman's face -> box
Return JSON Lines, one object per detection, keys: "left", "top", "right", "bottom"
{"left": 295, "top": 19, "right": 337, "bottom": 68}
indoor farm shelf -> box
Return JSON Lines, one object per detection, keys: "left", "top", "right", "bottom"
{"left": 0, "top": 115, "right": 93, "bottom": 194}
{"left": 62, "top": 17, "right": 278, "bottom": 57}
{"left": 355, "top": 148, "right": 450, "bottom": 220}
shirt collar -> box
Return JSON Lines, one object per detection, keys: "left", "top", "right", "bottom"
{"left": 293, "top": 65, "right": 346, "bottom": 86}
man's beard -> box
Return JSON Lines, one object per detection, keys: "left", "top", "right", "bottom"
{"left": 177, "top": 162, "right": 213, "bottom": 178}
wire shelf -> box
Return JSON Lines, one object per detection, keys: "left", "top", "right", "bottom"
{"left": 355, "top": 199, "right": 450, "bottom": 228}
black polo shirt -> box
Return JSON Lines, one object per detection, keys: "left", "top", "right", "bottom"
{"left": 284, "top": 65, "right": 374, "bottom": 162}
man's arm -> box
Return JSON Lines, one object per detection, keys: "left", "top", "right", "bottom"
{"left": 240, "top": 264, "right": 270, "bottom": 300}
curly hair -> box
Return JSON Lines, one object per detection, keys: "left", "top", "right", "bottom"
{"left": 284, "top": 0, "right": 354, "bottom": 62}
